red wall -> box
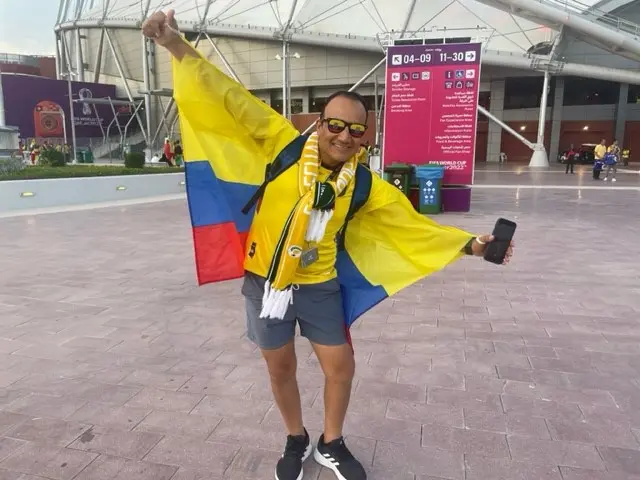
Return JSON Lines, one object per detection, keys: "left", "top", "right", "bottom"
{"left": 560, "top": 121, "right": 614, "bottom": 153}
{"left": 37, "top": 57, "right": 57, "bottom": 79}
{"left": 499, "top": 121, "right": 551, "bottom": 163}
{"left": 0, "top": 57, "right": 56, "bottom": 79}
{"left": 623, "top": 122, "right": 640, "bottom": 158}
{"left": 493, "top": 120, "right": 618, "bottom": 164}
{"left": 0, "top": 63, "right": 40, "bottom": 76}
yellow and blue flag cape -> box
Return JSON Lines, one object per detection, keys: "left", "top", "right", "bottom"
{"left": 173, "top": 47, "right": 475, "bottom": 328}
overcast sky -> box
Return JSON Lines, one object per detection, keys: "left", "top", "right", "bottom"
{"left": 0, "top": 0, "right": 59, "bottom": 56}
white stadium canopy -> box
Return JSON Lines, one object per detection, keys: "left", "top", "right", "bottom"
{"left": 55, "top": 0, "right": 640, "bottom": 82}
{"left": 59, "top": 0, "right": 555, "bottom": 53}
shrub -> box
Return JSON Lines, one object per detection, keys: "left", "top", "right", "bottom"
{"left": 124, "top": 152, "right": 146, "bottom": 169}
{"left": 38, "top": 148, "right": 66, "bottom": 167}
{"left": 0, "top": 165, "right": 184, "bottom": 181}
{"left": 0, "top": 157, "right": 25, "bottom": 175}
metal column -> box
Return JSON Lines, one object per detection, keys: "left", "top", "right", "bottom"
{"left": 93, "top": 30, "right": 105, "bottom": 83}
{"left": 60, "top": 33, "right": 78, "bottom": 163}
{"left": 282, "top": 40, "right": 290, "bottom": 119}
{"left": 142, "top": 36, "right": 152, "bottom": 155}
{"left": 529, "top": 71, "right": 551, "bottom": 167}
{"left": 478, "top": 105, "right": 535, "bottom": 150}
{"left": 614, "top": 83, "right": 629, "bottom": 144}
{"left": 75, "top": 28, "right": 85, "bottom": 82}
{"left": 66, "top": 74, "right": 78, "bottom": 163}
{"left": 548, "top": 77, "right": 565, "bottom": 162}
{"left": 204, "top": 33, "right": 241, "bottom": 83}
{"left": 55, "top": 33, "right": 62, "bottom": 79}
{"left": 373, "top": 75, "right": 379, "bottom": 144}
{"left": 104, "top": 28, "right": 148, "bottom": 145}
{"left": 0, "top": 67, "right": 5, "bottom": 127}
{"left": 281, "top": 0, "right": 299, "bottom": 120}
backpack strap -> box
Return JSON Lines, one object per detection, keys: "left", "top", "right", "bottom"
{"left": 241, "top": 134, "right": 309, "bottom": 215}
{"left": 336, "top": 163, "right": 373, "bottom": 251}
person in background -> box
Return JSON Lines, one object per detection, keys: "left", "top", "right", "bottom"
{"left": 622, "top": 148, "right": 630, "bottom": 166}
{"left": 30, "top": 144, "right": 39, "bottom": 165}
{"left": 63, "top": 144, "right": 70, "bottom": 163}
{"left": 565, "top": 145, "right": 576, "bottom": 174}
{"left": 594, "top": 139, "right": 607, "bottom": 164}
{"left": 604, "top": 139, "right": 620, "bottom": 182}
{"left": 162, "top": 137, "right": 175, "bottom": 166}
{"left": 173, "top": 139, "right": 183, "bottom": 166}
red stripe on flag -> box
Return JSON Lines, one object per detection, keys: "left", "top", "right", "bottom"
{"left": 192, "top": 223, "right": 248, "bottom": 284}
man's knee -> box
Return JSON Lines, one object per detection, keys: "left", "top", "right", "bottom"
{"left": 262, "top": 342, "right": 297, "bottom": 384}
{"left": 314, "top": 343, "right": 355, "bottom": 383}
{"left": 327, "top": 358, "right": 355, "bottom": 384}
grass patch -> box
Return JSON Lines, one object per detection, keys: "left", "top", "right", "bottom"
{"left": 0, "top": 165, "right": 184, "bottom": 181}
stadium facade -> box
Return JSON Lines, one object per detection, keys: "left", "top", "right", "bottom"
{"left": 54, "top": 0, "right": 640, "bottom": 164}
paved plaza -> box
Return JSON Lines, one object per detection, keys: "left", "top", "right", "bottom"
{"left": 1, "top": 166, "right": 640, "bottom": 479}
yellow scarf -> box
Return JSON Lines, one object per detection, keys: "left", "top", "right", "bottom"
{"left": 260, "top": 132, "right": 358, "bottom": 319}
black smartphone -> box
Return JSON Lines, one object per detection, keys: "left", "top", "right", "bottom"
{"left": 483, "top": 218, "right": 516, "bottom": 265}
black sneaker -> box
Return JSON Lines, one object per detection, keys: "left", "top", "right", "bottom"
{"left": 275, "top": 428, "right": 312, "bottom": 480}
{"left": 313, "top": 434, "right": 367, "bottom": 480}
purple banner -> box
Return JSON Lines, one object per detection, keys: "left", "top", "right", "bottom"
{"left": 1, "top": 74, "right": 124, "bottom": 139}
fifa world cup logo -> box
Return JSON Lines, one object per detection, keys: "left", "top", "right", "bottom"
{"left": 78, "top": 88, "right": 93, "bottom": 115}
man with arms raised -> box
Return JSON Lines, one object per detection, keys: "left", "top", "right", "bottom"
{"left": 143, "top": 10, "right": 513, "bottom": 480}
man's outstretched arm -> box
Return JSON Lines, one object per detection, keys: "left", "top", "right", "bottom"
{"left": 141, "top": 8, "right": 299, "bottom": 163}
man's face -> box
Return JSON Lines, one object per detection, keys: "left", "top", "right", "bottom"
{"left": 316, "top": 96, "right": 367, "bottom": 165}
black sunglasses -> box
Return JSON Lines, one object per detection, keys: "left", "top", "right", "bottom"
{"left": 322, "top": 118, "right": 367, "bottom": 138}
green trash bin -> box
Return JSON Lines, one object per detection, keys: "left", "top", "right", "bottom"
{"left": 383, "top": 163, "right": 414, "bottom": 196}
{"left": 75, "top": 148, "right": 87, "bottom": 164}
{"left": 415, "top": 165, "right": 445, "bottom": 214}
{"left": 84, "top": 150, "right": 94, "bottom": 164}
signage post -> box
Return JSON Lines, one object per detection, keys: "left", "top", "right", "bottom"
{"left": 382, "top": 42, "right": 482, "bottom": 210}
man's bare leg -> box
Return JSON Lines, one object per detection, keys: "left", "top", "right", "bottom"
{"left": 261, "top": 340, "right": 304, "bottom": 436}
{"left": 311, "top": 342, "right": 356, "bottom": 442}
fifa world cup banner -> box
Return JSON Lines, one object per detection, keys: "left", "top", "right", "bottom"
{"left": 382, "top": 43, "right": 482, "bottom": 185}
{"left": 1, "top": 74, "right": 118, "bottom": 139}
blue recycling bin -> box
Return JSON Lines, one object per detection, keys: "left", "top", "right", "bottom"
{"left": 415, "top": 165, "right": 445, "bottom": 214}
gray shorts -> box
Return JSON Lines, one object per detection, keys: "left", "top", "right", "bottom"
{"left": 241, "top": 271, "right": 347, "bottom": 350}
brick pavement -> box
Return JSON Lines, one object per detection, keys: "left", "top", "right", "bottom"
{"left": 0, "top": 175, "right": 640, "bottom": 479}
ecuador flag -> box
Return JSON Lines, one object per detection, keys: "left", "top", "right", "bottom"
{"left": 172, "top": 44, "right": 475, "bottom": 327}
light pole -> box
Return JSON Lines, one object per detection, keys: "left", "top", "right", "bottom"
{"left": 60, "top": 71, "right": 78, "bottom": 164}
{"left": 275, "top": 48, "right": 300, "bottom": 119}
{"left": 0, "top": 64, "right": 5, "bottom": 127}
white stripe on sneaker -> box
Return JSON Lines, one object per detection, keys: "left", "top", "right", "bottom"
{"left": 314, "top": 448, "right": 348, "bottom": 480}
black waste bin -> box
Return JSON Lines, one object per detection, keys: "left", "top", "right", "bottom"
{"left": 383, "top": 163, "right": 414, "bottom": 196}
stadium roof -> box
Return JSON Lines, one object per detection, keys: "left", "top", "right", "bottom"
{"left": 58, "top": 0, "right": 560, "bottom": 53}
{"left": 56, "top": 0, "right": 640, "bottom": 82}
